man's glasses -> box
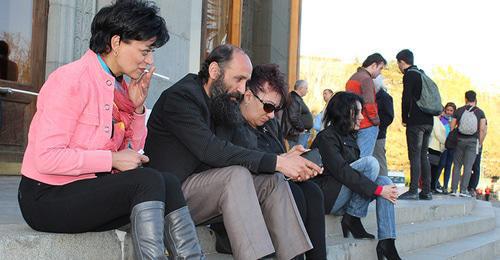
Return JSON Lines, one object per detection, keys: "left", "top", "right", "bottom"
{"left": 250, "top": 90, "right": 280, "bottom": 113}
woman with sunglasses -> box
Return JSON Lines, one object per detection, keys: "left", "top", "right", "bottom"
{"left": 17, "top": 1, "right": 203, "bottom": 259}
{"left": 212, "top": 64, "right": 326, "bottom": 259}
{"left": 311, "top": 91, "right": 401, "bottom": 260}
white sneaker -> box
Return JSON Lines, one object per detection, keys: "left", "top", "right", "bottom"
{"left": 459, "top": 191, "right": 471, "bottom": 198}
{"left": 450, "top": 191, "right": 459, "bottom": 197}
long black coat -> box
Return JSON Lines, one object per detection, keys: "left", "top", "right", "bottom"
{"left": 311, "top": 126, "right": 378, "bottom": 211}
{"left": 144, "top": 74, "right": 276, "bottom": 182}
{"left": 376, "top": 89, "right": 394, "bottom": 140}
{"left": 282, "top": 91, "right": 313, "bottom": 141}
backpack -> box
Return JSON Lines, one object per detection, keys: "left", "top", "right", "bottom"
{"left": 408, "top": 68, "right": 442, "bottom": 116}
{"left": 458, "top": 106, "right": 478, "bottom": 135}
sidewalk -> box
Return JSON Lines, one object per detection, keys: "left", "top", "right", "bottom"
{"left": 0, "top": 176, "right": 22, "bottom": 224}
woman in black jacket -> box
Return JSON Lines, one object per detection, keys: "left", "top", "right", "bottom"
{"left": 311, "top": 91, "right": 401, "bottom": 260}
{"left": 213, "top": 64, "right": 326, "bottom": 259}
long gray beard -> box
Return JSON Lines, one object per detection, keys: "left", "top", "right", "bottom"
{"left": 209, "top": 76, "right": 244, "bottom": 127}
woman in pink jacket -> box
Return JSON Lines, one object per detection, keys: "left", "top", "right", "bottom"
{"left": 17, "top": 1, "right": 203, "bottom": 259}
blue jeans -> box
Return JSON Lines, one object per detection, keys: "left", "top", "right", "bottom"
{"left": 357, "top": 126, "right": 379, "bottom": 157}
{"left": 330, "top": 156, "right": 396, "bottom": 240}
{"left": 288, "top": 131, "right": 311, "bottom": 149}
{"left": 436, "top": 149, "right": 454, "bottom": 189}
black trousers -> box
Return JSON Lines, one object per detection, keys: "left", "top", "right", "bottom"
{"left": 468, "top": 149, "right": 482, "bottom": 191}
{"left": 406, "top": 125, "right": 433, "bottom": 193}
{"left": 289, "top": 180, "right": 326, "bottom": 260}
{"left": 18, "top": 168, "right": 186, "bottom": 233}
{"left": 429, "top": 148, "right": 442, "bottom": 190}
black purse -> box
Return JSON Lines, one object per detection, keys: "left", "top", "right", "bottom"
{"left": 445, "top": 128, "right": 458, "bottom": 150}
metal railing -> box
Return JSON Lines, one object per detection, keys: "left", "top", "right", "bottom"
{"left": 0, "top": 87, "right": 39, "bottom": 96}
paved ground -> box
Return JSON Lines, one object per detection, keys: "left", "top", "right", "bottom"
{"left": 0, "top": 176, "right": 22, "bottom": 224}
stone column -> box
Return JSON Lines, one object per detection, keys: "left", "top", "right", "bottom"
{"left": 45, "top": 0, "right": 97, "bottom": 79}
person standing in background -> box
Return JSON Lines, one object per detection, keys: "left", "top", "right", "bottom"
{"left": 449, "top": 90, "right": 487, "bottom": 197}
{"left": 435, "top": 102, "right": 456, "bottom": 194}
{"left": 313, "top": 89, "right": 334, "bottom": 133}
{"left": 397, "top": 49, "right": 434, "bottom": 200}
{"left": 428, "top": 112, "right": 448, "bottom": 194}
{"left": 372, "top": 75, "right": 394, "bottom": 176}
{"left": 345, "top": 53, "right": 386, "bottom": 157}
{"left": 284, "top": 80, "right": 314, "bottom": 148}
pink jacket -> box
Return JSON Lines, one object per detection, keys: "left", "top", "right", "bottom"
{"left": 21, "top": 50, "right": 147, "bottom": 185}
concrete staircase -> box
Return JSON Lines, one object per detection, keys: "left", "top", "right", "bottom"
{"left": 1, "top": 176, "right": 499, "bottom": 259}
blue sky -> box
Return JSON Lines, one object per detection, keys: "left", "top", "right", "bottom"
{"left": 300, "top": 0, "right": 500, "bottom": 90}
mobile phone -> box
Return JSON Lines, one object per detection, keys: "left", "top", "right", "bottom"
{"left": 301, "top": 148, "right": 323, "bottom": 167}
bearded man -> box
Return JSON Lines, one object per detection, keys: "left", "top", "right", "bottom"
{"left": 144, "top": 44, "right": 320, "bottom": 260}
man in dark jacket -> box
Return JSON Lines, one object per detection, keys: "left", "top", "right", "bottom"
{"left": 144, "top": 44, "right": 318, "bottom": 259}
{"left": 397, "top": 49, "right": 433, "bottom": 200}
{"left": 373, "top": 75, "right": 394, "bottom": 176}
{"left": 284, "top": 80, "right": 313, "bottom": 148}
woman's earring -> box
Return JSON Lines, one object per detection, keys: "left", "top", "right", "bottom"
{"left": 114, "top": 50, "right": 118, "bottom": 56}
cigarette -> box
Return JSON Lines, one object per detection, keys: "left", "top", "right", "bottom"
{"left": 144, "top": 69, "right": 170, "bottom": 81}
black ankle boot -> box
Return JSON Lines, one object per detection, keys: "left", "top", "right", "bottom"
{"left": 209, "top": 222, "right": 232, "bottom": 254}
{"left": 340, "top": 213, "right": 375, "bottom": 239}
{"left": 376, "top": 239, "right": 401, "bottom": 260}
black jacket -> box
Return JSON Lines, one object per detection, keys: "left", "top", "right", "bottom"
{"left": 401, "top": 65, "right": 433, "bottom": 126}
{"left": 311, "top": 126, "right": 378, "bottom": 211}
{"left": 376, "top": 89, "right": 394, "bottom": 140}
{"left": 216, "top": 119, "right": 286, "bottom": 156}
{"left": 144, "top": 74, "right": 276, "bottom": 182}
{"left": 283, "top": 91, "right": 313, "bottom": 140}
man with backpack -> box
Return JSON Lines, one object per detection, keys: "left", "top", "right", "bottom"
{"left": 397, "top": 49, "right": 439, "bottom": 200}
{"left": 449, "top": 90, "right": 487, "bottom": 197}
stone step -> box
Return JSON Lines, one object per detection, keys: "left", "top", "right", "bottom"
{"left": 325, "top": 200, "right": 496, "bottom": 260}
{"left": 0, "top": 197, "right": 482, "bottom": 259}
{"left": 402, "top": 228, "right": 500, "bottom": 260}
{"left": 403, "top": 205, "right": 500, "bottom": 260}
{"left": 0, "top": 224, "right": 216, "bottom": 260}
{"left": 0, "top": 175, "right": 491, "bottom": 260}
{"left": 326, "top": 195, "right": 475, "bottom": 237}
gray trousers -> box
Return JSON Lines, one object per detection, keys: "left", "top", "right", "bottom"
{"left": 373, "top": 138, "right": 388, "bottom": 176}
{"left": 451, "top": 138, "right": 478, "bottom": 192}
{"left": 181, "top": 166, "right": 312, "bottom": 260}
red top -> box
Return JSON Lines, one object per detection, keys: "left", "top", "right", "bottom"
{"left": 346, "top": 67, "right": 380, "bottom": 129}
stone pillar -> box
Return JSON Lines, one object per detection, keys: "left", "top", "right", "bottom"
{"left": 241, "top": 0, "right": 290, "bottom": 74}
{"left": 45, "top": 0, "right": 97, "bottom": 79}
{"left": 146, "top": 0, "right": 202, "bottom": 108}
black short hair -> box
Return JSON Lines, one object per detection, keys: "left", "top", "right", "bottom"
{"left": 396, "top": 49, "right": 414, "bottom": 65}
{"left": 361, "top": 53, "right": 387, "bottom": 68}
{"left": 246, "top": 64, "right": 288, "bottom": 108}
{"left": 198, "top": 44, "right": 243, "bottom": 84}
{"left": 444, "top": 102, "right": 457, "bottom": 111}
{"left": 89, "top": 0, "right": 169, "bottom": 54}
{"left": 465, "top": 90, "right": 477, "bottom": 102}
{"left": 323, "top": 91, "right": 364, "bottom": 134}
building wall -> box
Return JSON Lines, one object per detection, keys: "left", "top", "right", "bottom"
{"left": 44, "top": 0, "right": 202, "bottom": 108}
{"left": 148, "top": 0, "right": 202, "bottom": 108}
{"left": 241, "top": 0, "right": 290, "bottom": 80}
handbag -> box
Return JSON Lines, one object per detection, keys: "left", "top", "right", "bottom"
{"left": 445, "top": 128, "right": 458, "bottom": 150}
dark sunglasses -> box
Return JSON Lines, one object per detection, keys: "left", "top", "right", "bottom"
{"left": 250, "top": 90, "right": 281, "bottom": 113}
